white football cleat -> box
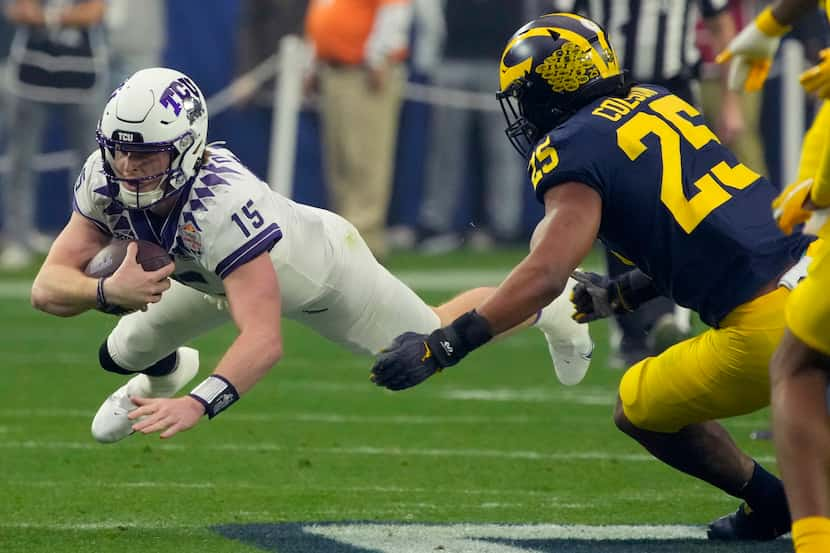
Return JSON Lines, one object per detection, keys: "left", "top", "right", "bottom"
{"left": 91, "top": 347, "right": 200, "bottom": 443}
{"left": 537, "top": 277, "right": 594, "bottom": 386}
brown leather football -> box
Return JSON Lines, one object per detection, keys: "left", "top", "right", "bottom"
{"left": 84, "top": 239, "right": 172, "bottom": 277}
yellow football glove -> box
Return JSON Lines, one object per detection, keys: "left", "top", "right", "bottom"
{"left": 800, "top": 48, "right": 830, "bottom": 98}
{"left": 772, "top": 178, "right": 814, "bottom": 235}
{"left": 716, "top": 7, "right": 790, "bottom": 93}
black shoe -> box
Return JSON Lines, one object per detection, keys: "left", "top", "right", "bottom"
{"left": 707, "top": 502, "right": 789, "bottom": 541}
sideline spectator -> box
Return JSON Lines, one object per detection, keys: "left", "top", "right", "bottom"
{"left": 305, "top": 0, "right": 412, "bottom": 259}
{"left": 1, "top": 0, "right": 107, "bottom": 269}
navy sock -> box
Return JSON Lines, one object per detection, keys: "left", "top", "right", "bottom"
{"left": 99, "top": 341, "right": 177, "bottom": 377}
{"left": 741, "top": 462, "right": 791, "bottom": 525}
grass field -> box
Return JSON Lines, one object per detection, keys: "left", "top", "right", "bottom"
{"left": 1, "top": 248, "right": 790, "bottom": 553}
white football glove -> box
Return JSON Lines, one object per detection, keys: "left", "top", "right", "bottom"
{"left": 716, "top": 7, "right": 789, "bottom": 93}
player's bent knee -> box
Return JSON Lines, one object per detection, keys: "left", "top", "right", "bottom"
{"left": 105, "top": 327, "right": 174, "bottom": 373}
{"left": 106, "top": 312, "right": 179, "bottom": 370}
{"left": 613, "top": 397, "right": 637, "bottom": 435}
{"left": 616, "top": 358, "right": 687, "bottom": 433}
{"left": 100, "top": 337, "right": 179, "bottom": 376}
{"left": 98, "top": 340, "right": 135, "bottom": 375}
{"left": 616, "top": 365, "right": 653, "bottom": 432}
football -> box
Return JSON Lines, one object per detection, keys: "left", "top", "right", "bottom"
{"left": 84, "top": 239, "right": 172, "bottom": 278}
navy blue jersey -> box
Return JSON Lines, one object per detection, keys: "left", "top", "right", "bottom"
{"left": 530, "top": 85, "right": 813, "bottom": 327}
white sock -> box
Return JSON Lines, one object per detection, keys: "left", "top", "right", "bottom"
{"left": 533, "top": 284, "right": 575, "bottom": 338}
{"left": 127, "top": 348, "right": 198, "bottom": 398}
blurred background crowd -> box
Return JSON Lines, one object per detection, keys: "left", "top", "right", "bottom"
{"left": 0, "top": 0, "right": 826, "bottom": 272}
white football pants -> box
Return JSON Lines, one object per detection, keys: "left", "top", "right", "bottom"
{"left": 107, "top": 220, "right": 440, "bottom": 370}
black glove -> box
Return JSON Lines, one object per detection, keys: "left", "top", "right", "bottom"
{"left": 371, "top": 311, "right": 493, "bottom": 391}
{"left": 570, "top": 270, "right": 614, "bottom": 323}
{"left": 570, "top": 269, "right": 659, "bottom": 323}
{"left": 370, "top": 331, "right": 443, "bottom": 391}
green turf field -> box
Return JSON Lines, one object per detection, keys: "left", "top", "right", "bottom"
{"left": 1, "top": 249, "right": 790, "bottom": 552}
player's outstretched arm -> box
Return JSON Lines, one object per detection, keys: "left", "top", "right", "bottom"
{"left": 129, "top": 251, "right": 283, "bottom": 438}
{"left": 371, "top": 182, "right": 600, "bottom": 390}
{"left": 31, "top": 212, "right": 112, "bottom": 316}
{"left": 476, "top": 182, "right": 601, "bottom": 334}
{"left": 204, "top": 251, "right": 284, "bottom": 394}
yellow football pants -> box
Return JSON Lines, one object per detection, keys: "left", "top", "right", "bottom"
{"left": 620, "top": 287, "right": 789, "bottom": 432}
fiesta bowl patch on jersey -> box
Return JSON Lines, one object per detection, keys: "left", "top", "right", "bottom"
{"left": 180, "top": 222, "right": 202, "bottom": 254}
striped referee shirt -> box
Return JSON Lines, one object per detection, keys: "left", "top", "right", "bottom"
{"left": 550, "top": 0, "right": 729, "bottom": 83}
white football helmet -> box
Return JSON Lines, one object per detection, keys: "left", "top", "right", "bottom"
{"left": 96, "top": 67, "right": 208, "bottom": 209}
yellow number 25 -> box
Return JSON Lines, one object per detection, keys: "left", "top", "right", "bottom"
{"left": 616, "top": 95, "right": 760, "bottom": 234}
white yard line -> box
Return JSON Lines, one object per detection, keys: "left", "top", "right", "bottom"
{"left": 0, "top": 401, "right": 602, "bottom": 422}
{"left": 7, "top": 480, "right": 712, "bottom": 501}
{"left": 0, "top": 521, "right": 197, "bottom": 530}
{"left": 0, "top": 439, "right": 776, "bottom": 464}
{"left": 0, "top": 408, "right": 537, "bottom": 424}
{"left": 0, "top": 520, "right": 719, "bottom": 543}
{"left": 306, "top": 522, "right": 713, "bottom": 541}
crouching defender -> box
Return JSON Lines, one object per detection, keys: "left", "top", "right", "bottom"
{"left": 30, "top": 67, "right": 592, "bottom": 442}
{"left": 370, "top": 13, "right": 815, "bottom": 541}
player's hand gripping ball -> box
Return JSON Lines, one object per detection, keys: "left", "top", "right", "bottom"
{"left": 85, "top": 239, "right": 172, "bottom": 277}
{"left": 85, "top": 239, "right": 172, "bottom": 315}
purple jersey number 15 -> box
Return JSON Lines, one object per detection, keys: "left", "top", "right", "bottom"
{"left": 230, "top": 199, "right": 264, "bottom": 238}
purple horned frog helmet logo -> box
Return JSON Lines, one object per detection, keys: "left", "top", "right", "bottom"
{"left": 159, "top": 76, "right": 204, "bottom": 124}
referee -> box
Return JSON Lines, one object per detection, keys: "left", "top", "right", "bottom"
{"left": 545, "top": 0, "right": 744, "bottom": 366}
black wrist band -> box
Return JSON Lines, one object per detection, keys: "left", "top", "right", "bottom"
{"left": 612, "top": 269, "right": 659, "bottom": 312}
{"left": 188, "top": 375, "right": 240, "bottom": 419}
{"left": 95, "top": 277, "right": 130, "bottom": 315}
{"left": 96, "top": 277, "right": 108, "bottom": 309}
{"left": 451, "top": 310, "right": 494, "bottom": 350}
{"left": 428, "top": 310, "right": 494, "bottom": 368}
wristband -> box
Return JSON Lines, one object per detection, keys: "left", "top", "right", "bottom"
{"left": 188, "top": 375, "right": 240, "bottom": 419}
{"left": 755, "top": 6, "right": 791, "bottom": 37}
{"left": 427, "top": 310, "right": 493, "bottom": 368}
{"left": 95, "top": 277, "right": 131, "bottom": 315}
{"left": 96, "top": 277, "right": 108, "bottom": 309}
{"left": 610, "top": 270, "right": 659, "bottom": 313}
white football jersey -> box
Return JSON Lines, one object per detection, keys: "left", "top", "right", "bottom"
{"left": 73, "top": 145, "right": 343, "bottom": 314}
